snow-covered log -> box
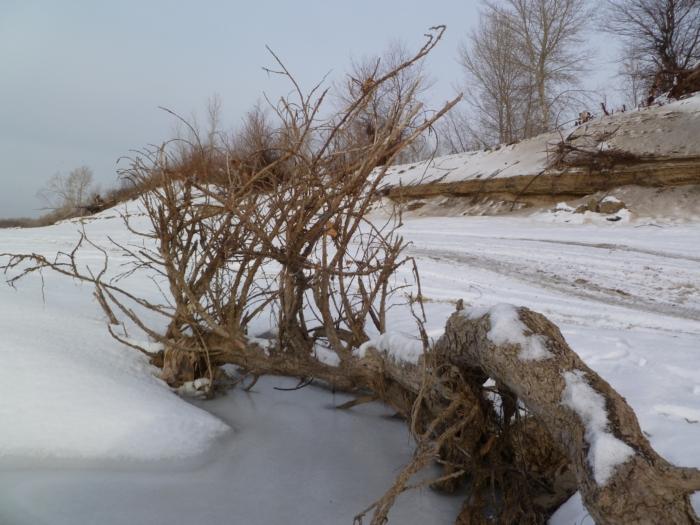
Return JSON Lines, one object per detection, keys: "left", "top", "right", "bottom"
{"left": 198, "top": 304, "right": 700, "bottom": 524}
{"left": 438, "top": 305, "right": 700, "bottom": 525}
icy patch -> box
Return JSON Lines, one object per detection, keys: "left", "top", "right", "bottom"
{"left": 562, "top": 370, "right": 635, "bottom": 485}
{"left": 601, "top": 195, "right": 621, "bottom": 204}
{"left": 691, "top": 492, "right": 700, "bottom": 517}
{"left": 465, "top": 304, "right": 551, "bottom": 361}
{"left": 355, "top": 332, "right": 425, "bottom": 364}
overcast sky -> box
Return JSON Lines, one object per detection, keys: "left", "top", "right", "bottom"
{"left": 0, "top": 1, "right": 618, "bottom": 218}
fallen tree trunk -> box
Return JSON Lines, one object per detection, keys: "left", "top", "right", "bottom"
{"left": 437, "top": 307, "right": 700, "bottom": 524}
{"left": 167, "top": 304, "right": 700, "bottom": 523}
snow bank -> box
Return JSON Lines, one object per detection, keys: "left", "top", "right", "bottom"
{"left": 0, "top": 215, "right": 230, "bottom": 463}
{"left": 0, "top": 309, "right": 230, "bottom": 462}
{"left": 381, "top": 92, "right": 700, "bottom": 189}
{"left": 355, "top": 332, "right": 425, "bottom": 364}
{"left": 535, "top": 205, "right": 632, "bottom": 225}
{"left": 464, "top": 304, "right": 551, "bottom": 361}
{"left": 561, "top": 370, "right": 635, "bottom": 485}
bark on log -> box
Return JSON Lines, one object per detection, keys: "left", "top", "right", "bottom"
{"left": 438, "top": 307, "right": 700, "bottom": 525}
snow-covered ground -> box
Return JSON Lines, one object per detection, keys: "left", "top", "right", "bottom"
{"left": 381, "top": 93, "right": 700, "bottom": 189}
{"left": 1, "top": 201, "right": 698, "bottom": 523}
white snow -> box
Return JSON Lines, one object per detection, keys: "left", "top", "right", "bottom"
{"left": 653, "top": 404, "right": 700, "bottom": 424}
{"left": 381, "top": 93, "right": 700, "bottom": 189}
{"left": 389, "top": 213, "right": 699, "bottom": 523}
{"left": 2, "top": 187, "right": 700, "bottom": 523}
{"left": 692, "top": 492, "right": 700, "bottom": 516}
{"left": 561, "top": 370, "right": 635, "bottom": 485}
{"left": 0, "top": 276, "right": 229, "bottom": 461}
{"left": 465, "top": 303, "right": 551, "bottom": 361}
{"left": 314, "top": 344, "right": 341, "bottom": 366}
{"left": 176, "top": 377, "right": 212, "bottom": 398}
{"left": 356, "top": 332, "right": 425, "bottom": 364}
{"left": 537, "top": 205, "right": 632, "bottom": 225}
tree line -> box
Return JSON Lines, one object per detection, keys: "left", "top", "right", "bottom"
{"left": 28, "top": 0, "right": 700, "bottom": 225}
{"left": 440, "top": 0, "right": 700, "bottom": 151}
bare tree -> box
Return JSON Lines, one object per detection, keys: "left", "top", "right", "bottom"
{"left": 458, "top": 9, "right": 531, "bottom": 145}
{"left": 496, "top": 0, "right": 594, "bottom": 132}
{"left": 456, "top": 0, "right": 593, "bottom": 148}
{"left": 435, "top": 105, "right": 483, "bottom": 154}
{"left": 37, "top": 165, "right": 95, "bottom": 212}
{"left": 604, "top": 0, "right": 700, "bottom": 97}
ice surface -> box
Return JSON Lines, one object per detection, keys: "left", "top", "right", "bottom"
{"left": 562, "top": 370, "right": 635, "bottom": 485}
{"left": 0, "top": 377, "right": 463, "bottom": 525}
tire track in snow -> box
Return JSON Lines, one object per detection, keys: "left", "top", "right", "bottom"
{"left": 408, "top": 247, "right": 700, "bottom": 322}
{"left": 491, "top": 237, "right": 700, "bottom": 265}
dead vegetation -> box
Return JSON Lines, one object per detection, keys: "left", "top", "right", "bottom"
{"left": 2, "top": 27, "right": 699, "bottom": 524}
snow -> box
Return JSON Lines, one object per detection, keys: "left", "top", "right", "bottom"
{"left": 381, "top": 93, "right": 700, "bottom": 189}
{"left": 389, "top": 213, "right": 700, "bottom": 523}
{"left": 0, "top": 276, "right": 229, "bottom": 462}
{"left": 561, "top": 370, "right": 635, "bottom": 485}
{"left": 465, "top": 303, "right": 551, "bottom": 361}
{"left": 314, "top": 344, "right": 341, "bottom": 366}
{"left": 356, "top": 331, "right": 425, "bottom": 364}
{"left": 0, "top": 376, "right": 463, "bottom": 525}
{"left": 538, "top": 206, "right": 632, "bottom": 225}
{"left": 653, "top": 404, "right": 700, "bottom": 424}
{"left": 1, "top": 190, "right": 700, "bottom": 523}
{"left": 176, "top": 377, "right": 212, "bottom": 398}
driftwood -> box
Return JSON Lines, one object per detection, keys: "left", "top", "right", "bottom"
{"left": 158, "top": 306, "right": 700, "bottom": 524}
{"left": 438, "top": 308, "right": 700, "bottom": 525}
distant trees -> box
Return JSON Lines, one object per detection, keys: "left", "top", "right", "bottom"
{"left": 340, "top": 42, "right": 435, "bottom": 164}
{"left": 37, "top": 166, "right": 95, "bottom": 213}
{"left": 604, "top": 0, "right": 700, "bottom": 99}
{"left": 457, "top": 9, "right": 529, "bottom": 146}
{"left": 452, "top": 0, "right": 593, "bottom": 147}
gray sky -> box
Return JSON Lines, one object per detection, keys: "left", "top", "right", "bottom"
{"left": 0, "top": 1, "right": 618, "bottom": 218}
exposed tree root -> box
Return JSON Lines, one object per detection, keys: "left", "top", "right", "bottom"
{"left": 152, "top": 304, "right": 700, "bottom": 523}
